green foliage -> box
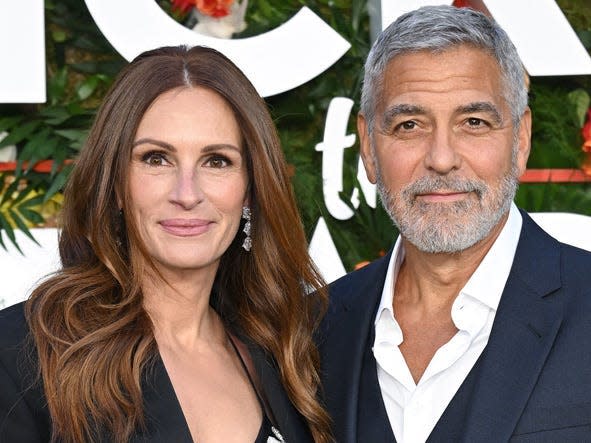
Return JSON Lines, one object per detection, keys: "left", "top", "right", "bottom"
{"left": 0, "top": 0, "right": 125, "bottom": 250}
{"left": 516, "top": 182, "right": 591, "bottom": 216}
{"left": 528, "top": 80, "right": 584, "bottom": 168}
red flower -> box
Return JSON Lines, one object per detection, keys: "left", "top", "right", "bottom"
{"left": 582, "top": 109, "right": 591, "bottom": 148}
{"left": 452, "top": 0, "right": 473, "bottom": 8}
{"left": 171, "top": 0, "right": 195, "bottom": 14}
{"left": 195, "top": 0, "right": 234, "bottom": 18}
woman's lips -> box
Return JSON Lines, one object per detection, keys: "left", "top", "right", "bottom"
{"left": 159, "top": 219, "right": 212, "bottom": 236}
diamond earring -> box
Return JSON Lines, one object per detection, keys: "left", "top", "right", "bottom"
{"left": 241, "top": 206, "right": 252, "bottom": 252}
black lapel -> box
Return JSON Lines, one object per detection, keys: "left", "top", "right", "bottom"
{"left": 319, "top": 252, "right": 392, "bottom": 443}
{"left": 133, "top": 356, "right": 193, "bottom": 442}
{"left": 247, "top": 343, "right": 314, "bottom": 443}
{"left": 430, "top": 211, "right": 564, "bottom": 442}
{"left": 356, "top": 326, "right": 397, "bottom": 443}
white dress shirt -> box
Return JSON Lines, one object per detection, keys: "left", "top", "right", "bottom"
{"left": 373, "top": 203, "right": 523, "bottom": 443}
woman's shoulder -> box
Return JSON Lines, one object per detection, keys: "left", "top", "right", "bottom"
{"left": 0, "top": 301, "right": 30, "bottom": 351}
{"left": 0, "top": 301, "right": 36, "bottom": 385}
{"left": 0, "top": 302, "right": 50, "bottom": 442}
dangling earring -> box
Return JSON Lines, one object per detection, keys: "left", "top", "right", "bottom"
{"left": 241, "top": 206, "right": 252, "bottom": 252}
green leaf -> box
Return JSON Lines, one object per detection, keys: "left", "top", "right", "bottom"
{"left": 39, "top": 106, "right": 73, "bottom": 125}
{"left": 19, "top": 194, "right": 47, "bottom": 209}
{"left": 51, "top": 29, "right": 68, "bottom": 43}
{"left": 0, "top": 225, "right": 6, "bottom": 251}
{"left": 44, "top": 165, "right": 72, "bottom": 201}
{"left": 0, "top": 176, "right": 21, "bottom": 205}
{"left": 16, "top": 129, "right": 53, "bottom": 174}
{"left": 10, "top": 209, "right": 40, "bottom": 246}
{"left": 566, "top": 88, "right": 590, "bottom": 127}
{"left": 76, "top": 76, "right": 100, "bottom": 101}
{"left": 0, "top": 121, "right": 42, "bottom": 149}
{"left": 55, "top": 129, "right": 86, "bottom": 141}
{"left": 0, "top": 212, "right": 21, "bottom": 254}
{"left": 19, "top": 208, "right": 46, "bottom": 225}
{"left": 7, "top": 183, "right": 33, "bottom": 206}
{"left": 0, "top": 116, "right": 23, "bottom": 132}
{"left": 47, "top": 67, "right": 69, "bottom": 105}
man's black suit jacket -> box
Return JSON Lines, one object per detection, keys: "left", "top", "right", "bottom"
{"left": 0, "top": 302, "right": 313, "bottom": 442}
{"left": 319, "top": 210, "right": 591, "bottom": 442}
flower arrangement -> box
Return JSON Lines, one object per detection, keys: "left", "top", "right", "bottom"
{"left": 170, "top": 0, "right": 247, "bottom": 38}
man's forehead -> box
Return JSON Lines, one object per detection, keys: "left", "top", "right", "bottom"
{"left": 381, "top": 45, "right": 500, "bottom": 85}
{"left": 377, "top": 46, "right": 506, "bottom": 111}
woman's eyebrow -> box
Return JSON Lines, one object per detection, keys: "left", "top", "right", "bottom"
{"left": 132, "top": 138, "right": 175, "bottom": 151}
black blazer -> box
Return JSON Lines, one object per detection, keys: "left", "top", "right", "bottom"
{"left": 0, "top": 302, "right": 313, "bottom": 442}
{"left": 319, "top": 210, "right": 591, "bottom": 442}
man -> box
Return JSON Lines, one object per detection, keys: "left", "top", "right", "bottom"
{"left": 319, "top": 5, "right": 591, "bottom": 443}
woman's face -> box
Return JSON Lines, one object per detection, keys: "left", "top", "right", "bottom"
{"left": 128, "top": 86, "right": 248, "bottom": 278}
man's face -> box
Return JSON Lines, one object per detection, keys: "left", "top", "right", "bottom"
{"left": 359, "top": 45, "right": 531, "bottom": 253}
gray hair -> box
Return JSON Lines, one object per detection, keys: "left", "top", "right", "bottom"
{"left": 360, "top": 5, "right": 528, "bottom": 134}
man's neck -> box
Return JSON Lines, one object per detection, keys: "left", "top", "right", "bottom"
{"left": 396, "top": 211, "right": 509, "bottom": 309}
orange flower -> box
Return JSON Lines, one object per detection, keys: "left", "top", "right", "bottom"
{"left": 195, "top": 0, "right": 234, "bottom": 18}
{"left": 582, "top": 109, "right": 591, "bottom": 149}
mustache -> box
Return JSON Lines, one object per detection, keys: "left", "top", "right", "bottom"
{"left": 402, "top": 176, "right": 487, "bottom": 201}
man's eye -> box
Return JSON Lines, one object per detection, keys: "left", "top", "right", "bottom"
{"left": 467, "top": 118, "right": 484, "bottom": 127}
{"left": 398, "top": 121, "right": 417, "bottom": 130}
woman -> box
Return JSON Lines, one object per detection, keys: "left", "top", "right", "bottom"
{"left": 0, "top": 46, "right": 331, "bottom": 443}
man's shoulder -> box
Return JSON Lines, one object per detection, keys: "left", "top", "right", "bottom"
{"left": 323, "top": 253, "right": 391, "bottom": 321}
{"left": 520, "top": 209, "right": 591, "bottom": 275}
{"left": 329, "top": 253, "right": 390, "bottom": 294}
{"left": 557, "top": 241, "right": 591, "bottom": 288}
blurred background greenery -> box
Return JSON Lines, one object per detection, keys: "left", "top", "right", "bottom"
{"left": 0, "top": 0, "right": 590, "bottom": 268}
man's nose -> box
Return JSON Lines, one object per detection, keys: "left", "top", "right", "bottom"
{"left": 423, "top": 127, "right": 462, "bottom": 174}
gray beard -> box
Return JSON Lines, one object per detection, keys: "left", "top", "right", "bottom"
{"left": 376, "top": 154, "right": 519, "bottom": 254}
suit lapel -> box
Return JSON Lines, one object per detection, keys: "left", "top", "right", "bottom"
{"left": 135, "top": 356, "right": 193, "bottom": 442}
{"left": 431, "top": 212, "right": 565, "bottom": 442}
{"left": 247, "top": 343, "right": 314, "bottom": 442}
{"left": 139, "top": 342, "right": 312, "bottom": 443}
{"left": 320, "top": 253, "right": 393, "bottom": 443}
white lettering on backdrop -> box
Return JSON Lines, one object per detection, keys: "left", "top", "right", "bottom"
{"left": 315, "top": 98, "right": 376, "bottom": 221}
{"left": 375, "top": 0, "right": 591, "bottom": 75}
{"left": 0, "top": 0, "right": 45, "bottom": 103}
{"left": 83, "top": 1, "right": 350, "bottom": 98}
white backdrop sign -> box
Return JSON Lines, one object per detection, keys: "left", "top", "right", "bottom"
{"left": 0, "top": 0, "right": 45, "bottom": 102}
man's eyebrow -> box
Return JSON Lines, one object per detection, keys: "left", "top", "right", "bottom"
{"left": 457, "top": 101, "right": 503, "bottom": 125}
{"left": 382, "top": 104, "right": 427, "bottom": 129}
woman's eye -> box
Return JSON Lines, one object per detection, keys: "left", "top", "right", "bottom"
{"left": 206, "top": 156, "right": 230, "bottom": 168}
{"left": 142, "top": 152, "right": 168, "bottom": 166}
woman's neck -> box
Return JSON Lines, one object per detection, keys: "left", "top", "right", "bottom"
{"left": 142, "top": 267, "right": 225, "bottom": 351}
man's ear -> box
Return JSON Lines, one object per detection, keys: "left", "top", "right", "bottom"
{"left": 358, "top": 113, "right": 377, "bottom": 184}
{"left": 515, "top": 107, "right": 532, "bottom": 177}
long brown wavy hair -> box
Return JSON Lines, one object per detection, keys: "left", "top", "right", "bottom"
{"left": 25, "top": 45, "right": 331, "bottom": 443}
